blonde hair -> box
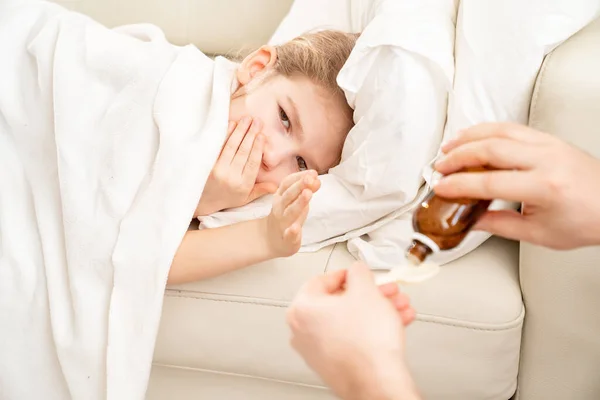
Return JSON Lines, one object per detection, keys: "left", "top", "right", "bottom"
{"left": 231, "top": 30, "right": 359, "bottom": 152}
{"left": 274, "top": 30, "right": 360, "bottom": 101}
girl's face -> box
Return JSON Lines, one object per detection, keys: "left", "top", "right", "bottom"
{"left": 229, "top": 47, "right": 353, "bottom": 186}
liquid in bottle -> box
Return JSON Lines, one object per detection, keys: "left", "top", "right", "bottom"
{"left": 406, "top": 169, "right": 492, "bottom": 265}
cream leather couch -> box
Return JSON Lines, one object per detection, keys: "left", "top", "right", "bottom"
{"left": 51, "top": 1, "right": 600, "bottom": 399}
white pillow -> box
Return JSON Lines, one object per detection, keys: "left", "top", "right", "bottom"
{"left": 445, "top": 0, "right": 600, "bottom": 139}
{"left": 348, "top": 0, "right": 600, "bottom": 268}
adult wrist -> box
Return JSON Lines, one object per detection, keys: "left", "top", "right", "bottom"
{"left": 362, "top": 367, "right": 420, "bottom": 400}
{"left": 345, "top": 354, "right": 421, "bottom": 400}
{"left": 592, "top": 202, "right": 600, "bottom": 246}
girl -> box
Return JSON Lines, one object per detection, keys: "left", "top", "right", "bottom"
{"left": 169, "top": 30, "right": 360, "bottom": 284}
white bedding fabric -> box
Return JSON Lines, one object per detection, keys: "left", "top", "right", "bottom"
{"left": 200, "top": 0, "right": 600, "bottom": 269}
{"left": 0, "top": 1, "right": 235, "bottom": 399}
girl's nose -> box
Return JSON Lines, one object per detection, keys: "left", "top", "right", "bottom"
{"left": 262, "top": 133, "right": 294, "bottom": 170}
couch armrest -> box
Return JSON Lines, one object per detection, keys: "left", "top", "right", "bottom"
{"left": 517, "top": 17, "right": 600, "bottom": 400}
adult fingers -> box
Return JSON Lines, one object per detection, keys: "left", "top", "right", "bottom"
{"left": 435, "top": 138, "right": 537, "bottom": 175}
{"left": 473, "top": 209, "right": 545, "bottom": 245}
{"left": 323, "top": 269, "right": 348, "bottom": 293}
{"left": 400, "top": 307, "right": 416, "bottom": 326}
{"left": 442, "top": 122, "right": 548, "bottom": 154}
{"left": 218, "top": 117, "right": 252, "bottom": 165}
{"left": 434, "top": 170, "right": 541, "bottom": 203}
{"left": 298, "top": 269, "right": 348, "bottom": 298}
{"left": 321, "top": 269, "right": 348, "bottom": 294}
{"left": 391, "top": 292, "right": 411, "bottom": 311}
{"left": 345, "top": 261, "right": 376, "bottom": 292}
{"left": 378, "top": 282, "right": 400, "bottom": 297}
{"left": 231, "top": 119, "right": 262, "bottom": 174}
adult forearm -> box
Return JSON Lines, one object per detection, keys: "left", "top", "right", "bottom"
{"left": 354, "top": 371, "right": 421, "bottom": 400}
{"left": 168, "top": 218, "right": 274, "bottom": 284}
{"left": 331, "top": 357, "right": 422, "bottom": 400}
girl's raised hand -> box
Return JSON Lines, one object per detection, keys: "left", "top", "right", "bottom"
{"left": 265, "top": 170, "right": 321, "bottom": 257}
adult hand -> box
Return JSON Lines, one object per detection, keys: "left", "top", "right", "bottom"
{"left": 265, "top": 170, "right": 321, "bottom": 257}
{"left": 434, "top": 122, "right": 600, "bottom": 250}
{"left": 287, "top": 262, "right": 420, "bottom": 400}
{"left": 195, "top": 117, "right": 278, "bottom": 217}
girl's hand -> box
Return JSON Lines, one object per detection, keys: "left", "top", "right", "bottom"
{"left": 196, "top": 117, "right": 277, "bottom": 217}
{"left": 265, "top": 170, "right": 321, "bottom": 257}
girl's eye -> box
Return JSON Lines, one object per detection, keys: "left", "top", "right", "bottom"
{"left": 279, "top": 107, "right": 291, "bottom": 129}
{"left": 296, "top": 156, "right": 307, "bottom": 171}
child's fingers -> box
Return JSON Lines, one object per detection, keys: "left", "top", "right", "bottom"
{"left": 241, "top": 131, "right": 265, "bottom": 184}
{"left": 282, "top": 191, "right": 311, "bottom": 243}
{"left": 231, "top": 119, "right": 262, "bottom": 174}
{"left": 247, "top": 182, "right": 278, "bottom": 203}
{"left": 218, "top": 117, "right": 252, "bottom": 166}
{"left": 282, "top": 199, "right": 310, "bottom": 244}
{"left": 282, "top": 188, "right": 312, "bottom": 226}
{"left": 280, "top": 175, "right": 313, "bottom": 209}
{"left": 283, "top": 222, "right": 302, "bottom": 244}
{"left": 227, "top": 120, "right": 237, "bottom": 135}
{"left": 277, "top": 170, "right": 317, "bottom": 196}
{"left": 293, "top": 204, "right": 310, "bottom": 230}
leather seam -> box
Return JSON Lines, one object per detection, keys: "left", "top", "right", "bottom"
{"left": 415, "top": 308, "right": 524, "bottom": 332}
{"left": 165, "top": 293, "right": 290, "bottom": 308}
{"left": 151, "top": 363, "right": 329, "bottom": 391}
{"left": 163, "top": 294, "right": 525, "bottom": 332}
{"left": 529, "top": 50, "right": 554, "bottom": 128}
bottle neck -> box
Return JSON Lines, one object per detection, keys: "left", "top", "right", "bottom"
{"left": 406, "top": 240, "right": 433, "bottom": 265}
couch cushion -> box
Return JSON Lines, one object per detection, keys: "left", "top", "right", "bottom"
{"left": 330, "top": 237, "right": 523, "bottom": 399}
{"left": 147, "top": 365, "right": 333, "bottom": 400}
{"left": 153, "top": 237, "right": 523, "bottom": 399}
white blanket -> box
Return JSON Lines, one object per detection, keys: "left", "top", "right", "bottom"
{"left": 0, "top": 1, "right": 235, "bottom": 399}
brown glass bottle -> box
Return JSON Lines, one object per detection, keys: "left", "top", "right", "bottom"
{"left": 406, "top": 169, "right": 492, "bottom": 265}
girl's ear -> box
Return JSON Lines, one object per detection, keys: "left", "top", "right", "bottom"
{"left": 236, "top": 45, "right": 278, "bottom": 86}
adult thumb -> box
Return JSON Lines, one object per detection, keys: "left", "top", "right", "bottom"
{"left": 346, "top": 261, "right": 376, "bottom": 292}
{"left": 475, "top": 209, "right": 536, "bottom": 243}
{"left": 248, "top": 182, "right": 278, "bottom": 202}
